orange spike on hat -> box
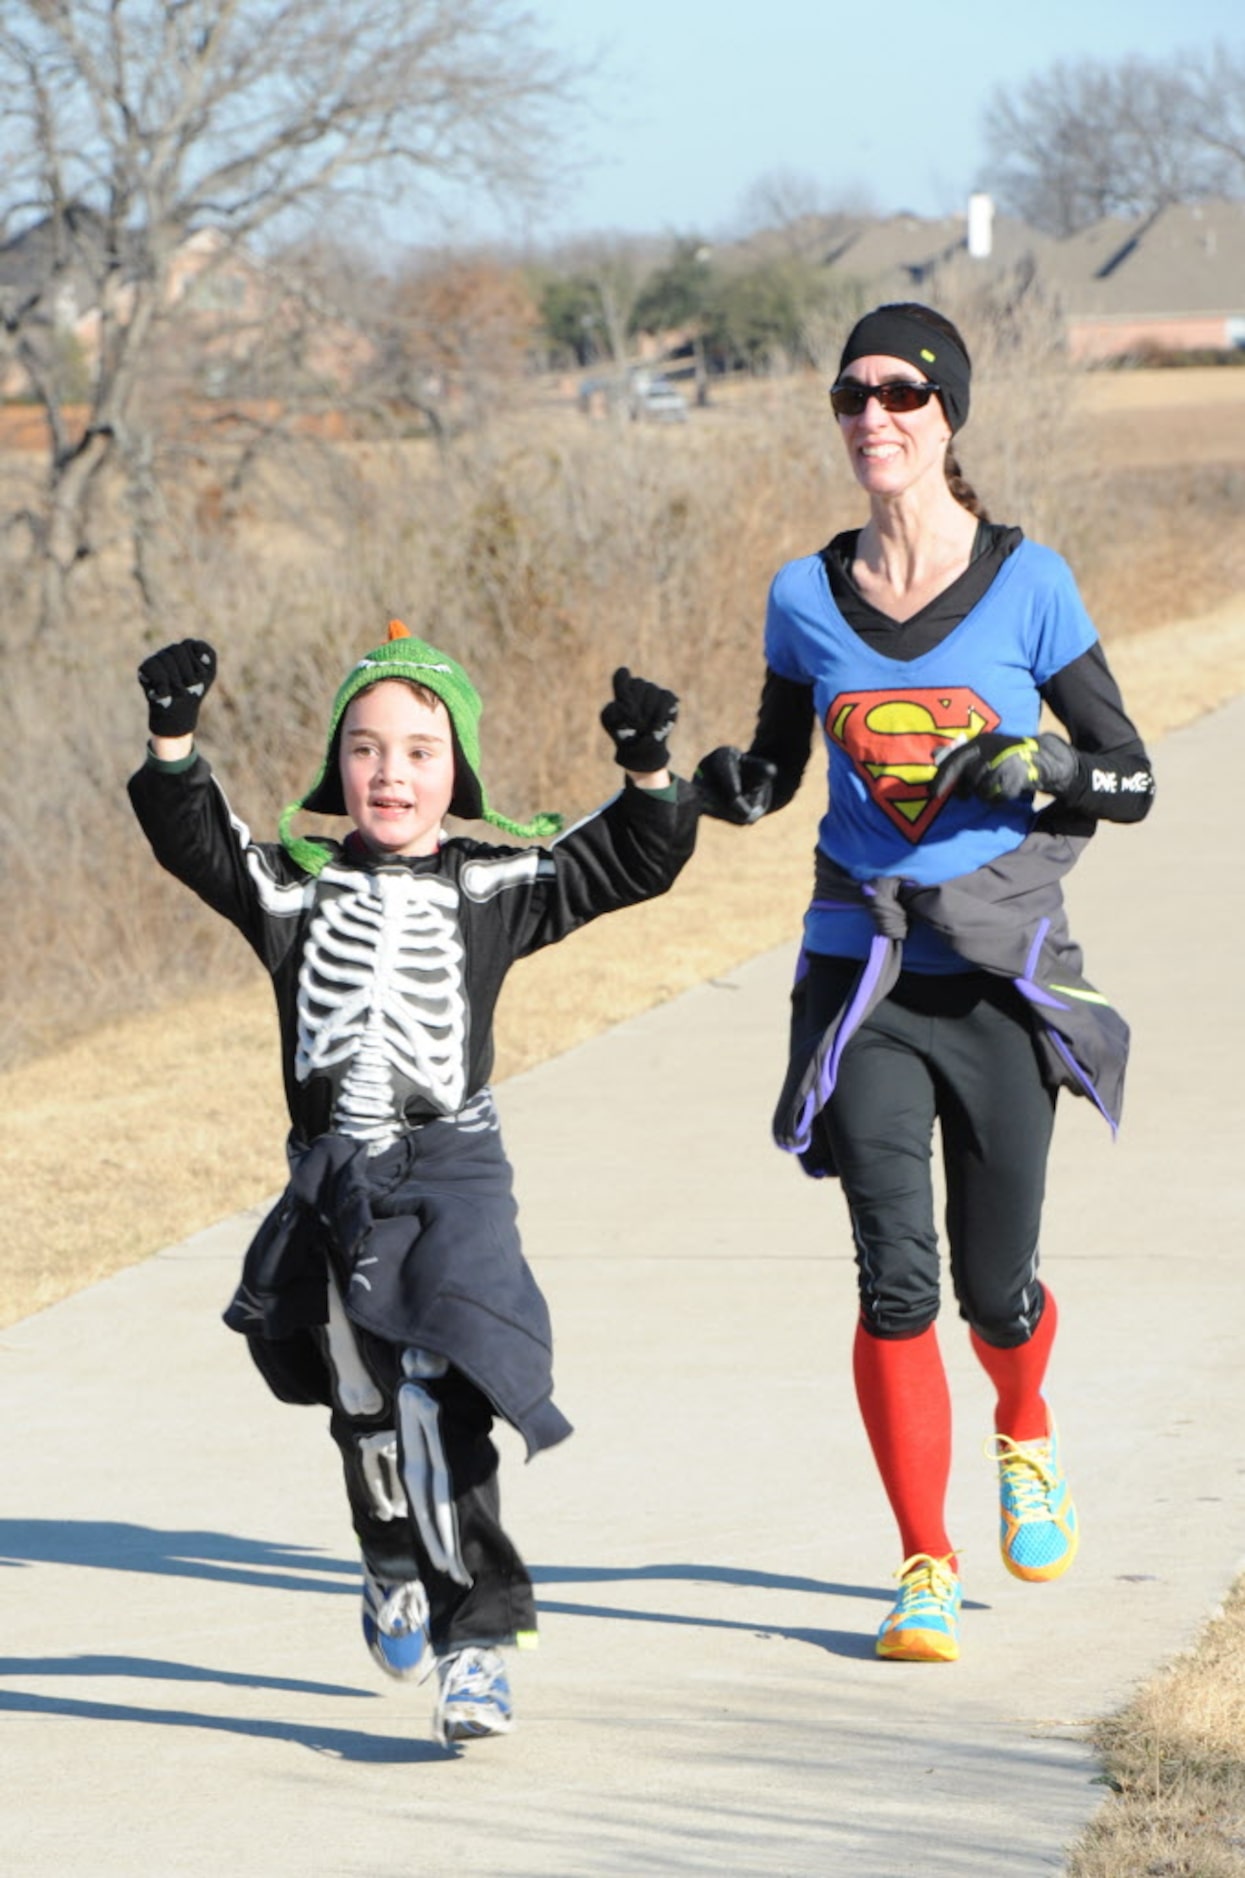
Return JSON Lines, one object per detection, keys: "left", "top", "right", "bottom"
{"left": 387, "top": 619, "right": 411, "bottom": 641}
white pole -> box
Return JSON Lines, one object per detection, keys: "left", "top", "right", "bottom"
{"left": 967, "top": 192, "right": 994, "bottom": 259}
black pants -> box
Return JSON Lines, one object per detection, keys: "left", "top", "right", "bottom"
{"left": 807, "top": 955, "right": 1057, "bottom": 1346}
{"left": 324, "top": 1320, "right": 536, "bottom": 1652}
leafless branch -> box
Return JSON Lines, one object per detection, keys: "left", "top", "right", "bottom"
{"left": 982, "top": 42, "right": 1245, "bottom": 236}
{"left": 0, "top": 0, "right": 582, "bottom": 630}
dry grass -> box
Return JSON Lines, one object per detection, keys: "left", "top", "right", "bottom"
{"left": 1067, "top": 1581, "right": 1245, "bottom": 1877}
{"left": 1073, "top": 461, "right": 1245, "bottom": 637}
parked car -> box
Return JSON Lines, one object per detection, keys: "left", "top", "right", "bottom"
{"left": 629, "top": 373, "right": 688, "bottom": 422}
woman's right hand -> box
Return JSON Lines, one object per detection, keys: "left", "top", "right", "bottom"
{"left": 694, "top": 746, "right": 776, "bottom": 824}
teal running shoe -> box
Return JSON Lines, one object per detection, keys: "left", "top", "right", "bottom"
{"left": 990, "top": 1423, "right": 1079, "bottom": 1583}
{"left": 876, "top": 1553, "right": 961, "bottom": 1662}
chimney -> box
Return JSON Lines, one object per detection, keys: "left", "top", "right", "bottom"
{"left": 967, "top": 192, "right": 994, "bottom": 260}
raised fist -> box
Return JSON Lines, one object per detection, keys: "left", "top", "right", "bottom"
{"left": 600, "top": 667, "right": 679, "bottom": 772}
{"left": 694, "top": 746, "right": 776, "bottom": 824}
{"left": 137, "top": 639, "right": 217, "bottom": 737}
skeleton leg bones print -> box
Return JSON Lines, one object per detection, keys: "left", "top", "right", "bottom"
{"left": 326, "top": 1301, "right": 536, "bottom": 1651}
{"left": 322, "top": 1243, "right": 470, "bottom": 1584}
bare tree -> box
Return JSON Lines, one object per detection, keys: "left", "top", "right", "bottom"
{"left": 0, "top": 0, "right": 577, "bottom": 632}
{"left": 370, "top": 249, "right": 541, "bottom": 434}
{"left": 551, "top": 236, "right": 653, "bottom": 370}
{"left": 526, "top": 236, "right": 656, "bottom": 383}
{"left": 982, "top": 43, "right": 1245, "bottom": 237}
{"left": 1185, "top": 42, "right": 1245, "bottom": 175}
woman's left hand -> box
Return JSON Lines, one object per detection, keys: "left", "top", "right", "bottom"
{"left": 933, "top": 731, "right": 1080, "bottom": 803}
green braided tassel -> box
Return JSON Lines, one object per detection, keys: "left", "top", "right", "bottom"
{"left": 278, "top": 800, "right": 335, "bottom": 878}
{"left": 483, "top": 808, "right": 564, "bottom": 840}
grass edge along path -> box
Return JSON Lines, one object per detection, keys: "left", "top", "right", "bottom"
{"left": 1065, "top": 1579, "right": 1245, "bottom": 1877}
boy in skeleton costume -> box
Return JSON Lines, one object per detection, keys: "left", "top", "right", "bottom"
{"left": 129, "top": 624, "right": 698, "bottom": 1745}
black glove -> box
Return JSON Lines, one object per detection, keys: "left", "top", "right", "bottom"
{"left": 694, "top": 745, "right": 777, "bottom": 824}
{"left": 600, "top": 667, "right": 679, "bottom": 772}
{"left": 138, "top": 639, "right": 217, "bottom": 737}
{"left": 933, "top": 730, "right": 1080, "bottom": 804}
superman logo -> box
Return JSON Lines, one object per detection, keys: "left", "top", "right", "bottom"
{"left": 827, "top": 686, "right": 1000, "bottom": 841}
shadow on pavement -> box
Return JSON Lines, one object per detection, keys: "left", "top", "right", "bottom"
{"left": 0, "top": 1518, "right": 356, "bottom": 1593}
{"left": 0, "top": 1521, "right": 991, "bottom": 1667}
{"left": 0, "top": 1653, "right": 368, "bottom": 1696}
{"left": 531, "top": 1561, "right": 990, "bottom": 1661}
{"left": 0, "top": 1686, "right": 439, "bottom": 1763}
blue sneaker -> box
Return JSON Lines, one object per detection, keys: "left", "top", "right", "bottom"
{"left": 876, "top": 1553, "right": 962, "bottom": 1662}
{"left": 433, "top": 1646, "right": 513, "bottom": 1745}
{"left": 361, "top": 1565, "right": 433, "bottom": 1682}
{"left": 991, "top": 1423, "right": 1079, "bottom": 1583}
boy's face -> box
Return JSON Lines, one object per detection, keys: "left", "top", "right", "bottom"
{"left": 339, "top": 680, "right": 456, "bottom": 858}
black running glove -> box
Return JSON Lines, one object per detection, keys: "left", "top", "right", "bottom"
{"left": 694, "top": 745, "right": 777, "bottom": 824}
{"left": 600, "top": 667, "right": 679, "bottom": 772}
{"left": 138, "top": 639, "right": 217, "bottom": 737}
{"left": 933, "top": 731, "right": 1080, "bottom": 803}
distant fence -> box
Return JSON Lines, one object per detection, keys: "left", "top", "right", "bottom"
{"left": 0, "top": 405, "right": 88, "bottom": 450}
{"left": 0, "top": 400, "right": 365, "bottom": 452}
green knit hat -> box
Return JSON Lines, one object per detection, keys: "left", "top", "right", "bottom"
{"left": 279, "top": 620, "right": 563, "bottom": 876}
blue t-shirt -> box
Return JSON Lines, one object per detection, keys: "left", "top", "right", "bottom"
{"left": 765, "top": 538, "right": 1097, "bottom": 968}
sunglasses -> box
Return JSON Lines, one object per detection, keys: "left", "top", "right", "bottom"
{"left": 829, "top": 379, "right": 941, "bottom": 417}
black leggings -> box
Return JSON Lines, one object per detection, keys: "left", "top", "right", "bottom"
{"left": 807, "top": 956, "right": 1057, "bottom": 1346}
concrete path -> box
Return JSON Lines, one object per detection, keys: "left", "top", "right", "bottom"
{"left": 3, "top": 700, "right": 1243, "bottom": 1877}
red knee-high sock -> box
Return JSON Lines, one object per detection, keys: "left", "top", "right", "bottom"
{"left": 969, "top": 1288, "right": 1058, "bottom": 1442}
{"left": 853, "top": 1319, "right": 954, "bottom": 1564}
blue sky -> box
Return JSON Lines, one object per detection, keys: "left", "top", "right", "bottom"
{"left": 443, "top": 0, "right": 1241, "bottom": 245}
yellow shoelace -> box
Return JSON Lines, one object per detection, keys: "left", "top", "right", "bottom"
{"left": 988, "top": 1434, "right": 1059, "bottom": 1519}
{"left": 891, "top": 1552, "right": 959, "bottom": 1609}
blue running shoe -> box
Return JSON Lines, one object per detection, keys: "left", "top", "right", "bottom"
{"left": 991, "top": 1423, "right": 1079, "bottom": 1583}
{"left": 876, "top": 1553, "right": 961, "bottom": 1662}
{"left": 433, "top": 1646, "right": 513, "bottom": 1745}
{"left": 361, "top": 1564, "right": 433, "bottom": 1682}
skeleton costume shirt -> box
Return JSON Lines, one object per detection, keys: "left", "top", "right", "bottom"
{"left": 128, "top": 750, "right": 699, "bottom": 1454}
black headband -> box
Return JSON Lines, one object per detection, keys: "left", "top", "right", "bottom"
{"left": 838, "top": 307, "right": 971, "bottom": 434}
